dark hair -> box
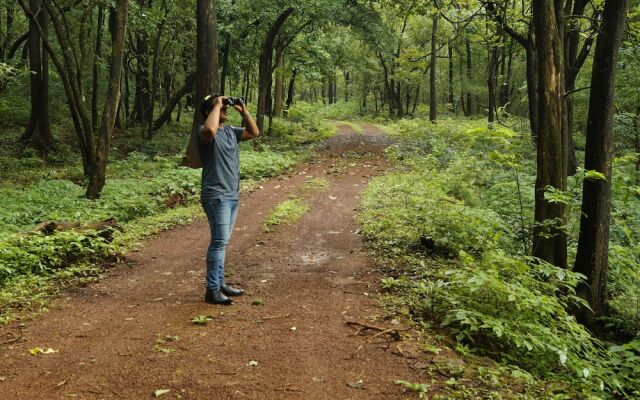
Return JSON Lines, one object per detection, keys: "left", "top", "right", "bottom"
{"left": 200, "top": 93, "right": 221, "bottom": 117}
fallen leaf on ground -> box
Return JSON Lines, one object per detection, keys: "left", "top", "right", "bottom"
{"left": 153, "top": 389, "right": 171, "bottom": 397}
{"left": 347, "top": 379, "right": 365, "bottom": 389}
{"left": 247, "top": 360, "right": 258, "bottom": 366}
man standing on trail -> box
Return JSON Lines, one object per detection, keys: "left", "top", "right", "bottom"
{"left": 198, "top": 94, "right": 260, "bottom": 305}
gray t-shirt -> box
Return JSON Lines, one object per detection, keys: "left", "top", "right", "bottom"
{"left": 197, "top": 124, "right": 244, "bottom": 200}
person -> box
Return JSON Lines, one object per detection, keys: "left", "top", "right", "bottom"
{"left": 197, "top": 94, "right": 260, "bottom": 305}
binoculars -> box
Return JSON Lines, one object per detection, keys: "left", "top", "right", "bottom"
{"left": 223, "top": 97, "right": 245, "bottom": 107}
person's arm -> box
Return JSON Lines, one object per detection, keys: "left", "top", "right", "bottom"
{"left": 234, "top": 102, "right": 260, "bottom": 141}
{"left": 201, "top": 96, "right": 224, "bottom": 143}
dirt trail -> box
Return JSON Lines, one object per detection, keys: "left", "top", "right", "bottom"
{"left": 0, "top": 123, "right": 430, "bottom": 399}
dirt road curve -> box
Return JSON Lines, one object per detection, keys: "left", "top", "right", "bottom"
{"left": 0, "top": 123, "right": 428, "bottom": 399}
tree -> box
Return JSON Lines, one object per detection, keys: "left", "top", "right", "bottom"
{"left": 256, "top": 7, "right": 294, "bottom": 133}
{"left": 19, "top": 0, "right": 54, "bottom": 155}
{"left": 17, "top": 0, "right": 128, "bottom": 198}
{"left": 429, "top": 14, "right": 438, "bottom": 122}
{"left": 573, "top": 0, "right": 629, "bottom": 324}
{"left": 531, "top": 0, "right": 568, "bottom": 269}
{"left": 87, "top": 0, "right": 129, "bottom": 198}
{"left": 193, "top": 0, "right": 220, "bottom": 128}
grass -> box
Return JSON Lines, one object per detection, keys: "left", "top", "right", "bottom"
{"left": 262, "top": 198, "right": 310, "bottom": 232}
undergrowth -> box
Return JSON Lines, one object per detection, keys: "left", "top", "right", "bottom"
{"left": 359, "top": 117, "right": 640, "bottom": 398}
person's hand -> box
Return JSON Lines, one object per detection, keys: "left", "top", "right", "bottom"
{"left": 213, "top": 95, "right": 225, "bottom": 108}
{"left": 233, "top": 101, "right": 247, "bottom": 114}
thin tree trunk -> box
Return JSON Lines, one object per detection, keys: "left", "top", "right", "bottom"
{"left": 488, "top": 44, "right": 498, "bottom": 126}
{"left": 91, "top": 6, "right": 104, "bottom": 129}
{"left": 273, "top": 51, "right": 284, "bottom": 117}
{"left": 573, "top": 0, "right": 628, "bottom": 324}
{"left": 429, "top": 15, "right": 438, "bottom": 122}
{"left": 448, "top": 42, "right": 454, "bottom": 112}
{"left": 344, "top": 71, "right": 350, "bottom": 102}
{"left": 256, "top": 8, "right": 293, "bottom": 133}
{"left": 21, "top": 0, "right": 54, "bottom": 155}
{"left": 220, "top": 32, "right": 230, "bottom": 94}
{"left": 465, "top": 39, "right": 472, "bottom": 116}
{"left": 87, "top": 0, "right": 128, "bottom": 199}
{"left": 286, "top": 67, "right": 297, "bottom": 110}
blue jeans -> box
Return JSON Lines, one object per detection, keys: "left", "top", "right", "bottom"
{"left": 201, "top": 198, "right": 238, "bottom": 290}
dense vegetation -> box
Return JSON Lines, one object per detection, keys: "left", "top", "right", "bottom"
{"left": 1, "top": 0, "right": 640, "bottom": 397}
{"left": 360, "top": 118, "right": 640, "bottom": 397}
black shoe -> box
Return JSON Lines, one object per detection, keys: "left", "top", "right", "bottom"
{"left": 205, "top": 289, "right": 233, "bottom": 305}
{"left": 221, "top": 284, "right": 244, "bottom": 297}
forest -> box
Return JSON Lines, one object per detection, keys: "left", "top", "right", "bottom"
{"left": 1, "top": 0, "right": 640, "bottom": 398}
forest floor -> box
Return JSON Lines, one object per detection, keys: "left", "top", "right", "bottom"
{"left": 0, "top": 123, "right": 451, "bottom": 399}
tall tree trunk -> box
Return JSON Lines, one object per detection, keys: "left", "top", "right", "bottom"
{"left": 286, "top": 67, "right": 297, "bottom": 110}
{"left": 333, "top": 72, "right": 337, "bottom": 104}
{"left": 564, "top": 0, "right": 591, "bottom": 176}
{"left": 499, "top": 38, "right": 513, "bottom": 107}
{"left": 192, "top": 0, "right": 219, "bottom": 129}
{"left": 3, "top": 4, "right": 14, "bottom": 60}
{"left": 573, "top": 0, "right": 628, "bottom": 324}
{"left": 220, "top": 32, "right": 230, "bottom": 94}
{"left": 344, "top": 71, "right": 350, "bottom": 102}
{"left": 487, "top": 45, "right": 498, "bottom": 126}
{"left": 429, "top": 15, "right": 438, "bottom": 122}
{"left": 91, "top": 6, "right": 104, "bottom": 129}
{"left": 532, "top": 0, "right": 568, "bottom": 269}
{"left": 87, "top": 0, "right": 128, "bottom": 199}
{"left": 448, "top": 42, "right": 454, "bottom": 112}
{"left": 526, "top": 31, "right": 539, "bottom": 139}
{"left": 465, "top": 39, "right": 472, "bottom": 116}
{"left": 20, "top": 0, "right": 54, "bottom": 155}
{"left": 273, "top": 51, "right": 284, "bottom": 117}
{"left": 147, "top": 2, "right": 169, "bottom": 138}
{"left": 256, "top": 8, "right": 293, "bottom": 133}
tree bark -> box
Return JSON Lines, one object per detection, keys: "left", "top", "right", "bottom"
{"left": 131, "top": 0, "right": 151, "bottom": 125}
{"left": 273, "top": 51, "right": 284, "bottom": 117}
{"left": 87, "top": 0, "right": 128, "bottom": 199}
{"left": 564, "top": 0, "right": 591, "bottom": 176}
{"left": 256, "top": 8, "right": 293, "bottom": 133}
{"left": 429, "top": 15, "right": 438, "bottom": 122}
{"left": 147, "top": 1, "right": 170, "bottom": 138}
{"left": 448, "top": 42, "right": 454, "bottom": 112}
{"left": 286, "top": 67, "right": 297, "bottom": 110}
{"left": 525, "top": 32, "right": 539, "bottom": 139}
{"left": 465, "top": 39, "right": 472, "bottom": 116}
{"left": 2, "top": 4, "right": 14, "bottom": 60}
{"left": 192, "top": 0, "right": 219, "bottom": 129}
{"left": 487, "top": 44, "right": 498, "bottom": 126}
{"left": 532, "top": 0, "right": 568, "bottom": 269}
{"left": 573, "top": 0, "right": 628, "bottom": 324}
{"left": 220, "top": 32, "right": 231, "bottom": 94}
{"left": 20, "top": 0, "right": 54, "bottom": 155}
{"left": 344, "top": 71, "right": 350, "bottom": 102}
{"left": 91, "top": 6, "right": 104, "bottom": 129}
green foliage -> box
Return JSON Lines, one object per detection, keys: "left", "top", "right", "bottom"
{"left": 191, "top": 315, "right": 213, "bottom": 325}
{"left": 263, "top": 198, "right": 309, "bottom": 232}
{"left": 359, "top": 117, "right": 640, "bottom": 397}
{"left": 267, "top": 105, "right": 337, "bottom": 148}
{"left": 394, "top": 380, "right": 429, "bottom": 398}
